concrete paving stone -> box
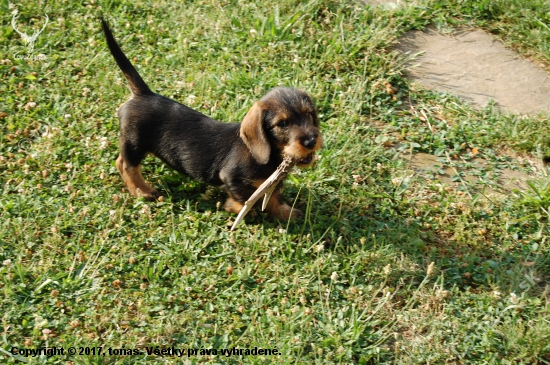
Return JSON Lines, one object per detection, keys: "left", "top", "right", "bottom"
{"left": 396, "top": 27, "right": 550, "bottom": 114}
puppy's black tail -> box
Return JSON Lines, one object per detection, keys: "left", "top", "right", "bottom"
{"left": 101, "top": 18, "right": 152, "bottom": 96}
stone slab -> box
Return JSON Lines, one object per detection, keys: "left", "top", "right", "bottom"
{"left": 397, "top": 27, "right": 550, "bottom": 114}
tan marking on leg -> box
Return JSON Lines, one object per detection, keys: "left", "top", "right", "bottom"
{"left": 264, "top": 191, "right": 302, "bottom": 220}
{"left": 116, "top": 154, "right": 160, "bottom": 201}
{"left": 224, "top": 196, "right": 244, "bottom": 214}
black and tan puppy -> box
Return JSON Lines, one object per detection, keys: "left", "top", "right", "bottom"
{"left": 101, "top": 20, "right": 322, "bottom": 220}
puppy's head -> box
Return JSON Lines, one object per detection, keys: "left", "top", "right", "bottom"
{"left": 240, "top": 87, "right": 322, "bottom": 167}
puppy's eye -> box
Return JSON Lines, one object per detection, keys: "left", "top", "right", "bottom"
{"left": 278, "top": 120, "right": 289, "bottom": 128}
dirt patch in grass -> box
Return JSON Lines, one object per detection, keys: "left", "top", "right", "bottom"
{"left": 403, "top": 151, "right": 533, "bottom": 193}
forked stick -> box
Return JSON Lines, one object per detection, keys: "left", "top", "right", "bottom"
{"left": 230, "top": 155, "right": 296, "bottom": 230}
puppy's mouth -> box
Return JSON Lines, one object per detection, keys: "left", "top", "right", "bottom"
{"left": 296, "top": 153, "right": 315, "bottom": 166}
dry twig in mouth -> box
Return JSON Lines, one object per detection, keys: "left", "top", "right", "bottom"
{"left": 230, "top": 155, "right": 296, "bottom": 230}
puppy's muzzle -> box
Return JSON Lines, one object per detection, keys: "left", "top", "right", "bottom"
{"left": 297, "top": 154, "right": 315, "bottom": 165}
{"left": 301, "top": 135, "right": 318, "bottom": 150}
{"left": 296, "top": 133, "right": 320, "bottom": 166}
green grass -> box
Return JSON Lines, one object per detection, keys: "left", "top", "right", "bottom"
{"left": 1, "top": 0, "right": 549, "bottom": 363}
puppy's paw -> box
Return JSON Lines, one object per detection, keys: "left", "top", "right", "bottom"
{"left": 136, "top": 188, "right": 161, "bottom": 202}
{"left": 288, "top": 207, "right": 303, "bottom": 219}
{"left": 269, "top": 203, "right": 302, "bottom": 220}
{"left": 224, "top": 197, "right": 245, "bottom": 214}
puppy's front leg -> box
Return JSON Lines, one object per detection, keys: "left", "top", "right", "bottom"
{"left": 224, "top": 181, "right": 302, "bottom": 220}
{"left": 264, "top": 189, "right": 303, "bottom": 220}
{"left": 223, "top": 195, "right": 245, "bottom": 215}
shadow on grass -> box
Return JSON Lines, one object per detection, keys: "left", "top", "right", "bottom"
{"left": 291, "top": 182, "right": 548, "bottom": 298}
{"left": 147, "top": 157, "right": 547, "bottom": 298}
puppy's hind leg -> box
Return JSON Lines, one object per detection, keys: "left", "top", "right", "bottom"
{"left": 116, "top": 144, "right": 160, "bottom": 201}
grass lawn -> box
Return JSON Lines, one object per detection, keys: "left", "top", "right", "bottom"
{"left": 1, "top": 0, "right": 549, "bottom": 363}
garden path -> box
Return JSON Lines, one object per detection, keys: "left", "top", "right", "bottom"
{"left": 365, "top": 0, "right": 550, "bottom": 191}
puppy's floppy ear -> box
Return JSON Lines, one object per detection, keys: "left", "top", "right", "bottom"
{"left": 240, "top": 101, "right": 271, "bottom": 164}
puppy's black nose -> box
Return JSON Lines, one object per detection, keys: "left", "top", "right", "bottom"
{"left": 301, "top": 135, "right": 317, "bottom": 149}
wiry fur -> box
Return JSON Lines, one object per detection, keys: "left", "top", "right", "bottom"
{"left": 102, "top": 19, "right": 322, "bottom": 220}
